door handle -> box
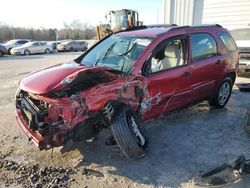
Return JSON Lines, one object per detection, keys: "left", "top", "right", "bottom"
{"left": 215, "top": 60, "right": 221, "bottom": 64}
{"left": 183, "top": 71, "right": 192, "bottom": 77}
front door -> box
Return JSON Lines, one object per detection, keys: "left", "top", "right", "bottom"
{"left": 142, "top": 36, "right": 193, "bottom": 121}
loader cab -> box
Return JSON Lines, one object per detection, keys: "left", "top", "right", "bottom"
{"left": 109, "top": 9, "right": 140, "bottom": 32}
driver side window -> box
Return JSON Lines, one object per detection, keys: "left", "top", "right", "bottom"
{"left": 149, "top": 38, "right": 186, "bottom": 74}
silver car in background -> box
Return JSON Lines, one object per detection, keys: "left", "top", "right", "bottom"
{"left": 57, "top": 40, "right": 87, "bottom": 52}
{"left": 10, "top": 41, "right": 53, "bottom": 55}
{"left": 0, "top": 44, "right": 8, "bottom": 57}
{"left": 4, "top": 39, "right": 30, "bottom": 54}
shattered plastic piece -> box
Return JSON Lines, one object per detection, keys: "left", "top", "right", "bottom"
{"left": 195, "top": 155, "right": 250, "bottom": 186}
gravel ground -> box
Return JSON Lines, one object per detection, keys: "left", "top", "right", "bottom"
{"left": 0, "top": 53, "right": 250, "bottom": 188}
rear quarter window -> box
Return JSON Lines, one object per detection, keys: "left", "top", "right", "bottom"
{"left": 19, "top": 40, "right": 28, "bottom": 44}
{"left": 191, "top": 33, "right": 218, "bottom": 62}
{"left": 217, "top": 32, "right": 237, "bottom": 52}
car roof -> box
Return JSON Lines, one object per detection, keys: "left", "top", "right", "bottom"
{"left": 116, "top": 24, "right": 227, "bottom": 38}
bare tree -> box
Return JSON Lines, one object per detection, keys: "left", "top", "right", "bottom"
{"left": 0, "top": 21, "right": 96, "bottom": 43}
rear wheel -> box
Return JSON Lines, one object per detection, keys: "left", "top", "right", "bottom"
{"left": 69, "top": 47, "right": 74, "bottom": 52}
{"left": 0, "top": 51, "right": 3, "bottom": 57}
{"left": 45, "top": 48, "right": 50, "bottom": 54}
{"left": 24, "top": 49, "right": 30, "bottom": 56}
{"left": 209, "top": 77, "right": 232, "bottom": 108}
{"left": 111, "top": 105, "right": 149, "bottom": 160}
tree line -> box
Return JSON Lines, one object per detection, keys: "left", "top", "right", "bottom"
{"left": 0, "top": 20, "right": 96, "bottom": 43}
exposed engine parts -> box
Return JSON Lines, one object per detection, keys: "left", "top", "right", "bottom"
{"left": 101, "top": 102, "right": 114, "bottom": 121}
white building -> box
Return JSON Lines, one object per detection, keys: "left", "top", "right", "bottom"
{"left": 163, "top": 0, "right": 250, "bottom": 30}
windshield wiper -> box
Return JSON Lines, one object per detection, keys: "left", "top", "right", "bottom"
{"left": 119, "top": 42, "right": 137, "bottom": 73}
{"left": 118, "top": 42, "right": 137, "bottom": 57}
{"left": 95, "top": 42, "right": 117, "bottom": 66}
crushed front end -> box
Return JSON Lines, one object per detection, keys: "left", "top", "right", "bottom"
{"left": 15, "top": 89, "right": 88, "bottom": 150}
{"left": 15, "top": 64, "right": 149, "bottom": 151}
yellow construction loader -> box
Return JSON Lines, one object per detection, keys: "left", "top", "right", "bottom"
{"left": 96, "top": 9, "right": 142, "bottom": 40}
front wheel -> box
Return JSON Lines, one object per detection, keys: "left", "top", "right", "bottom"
{"left": 209, "top": 77, "right": 232, "bottom": 108}
{"left": 111, "top": 105, "right": 149, "bottom": 160}
{"left": 8, "top": 48, "right": 12, "bottom": 55}
{"left": 24, "top": 49, "right": 30, "bottom": 56}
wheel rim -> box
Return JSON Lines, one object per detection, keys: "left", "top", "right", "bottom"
{"left": 129, "top": 115, "right": 145, "bottom": 146}
{"left": 218, "top": 82, "right": 230, "bottom": 105}
{"left": 46, "top": 49, "right": 49, "bottom": 54}
{"left": 25, "top": 50, "right": 29, "bottom": 55}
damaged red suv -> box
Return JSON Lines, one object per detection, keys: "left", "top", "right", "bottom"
{"left": 16, "top": 24, "right": 239, "bottom": 159}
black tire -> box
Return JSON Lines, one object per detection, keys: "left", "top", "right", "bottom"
{"left": 111, "top": 105, "right": 149, "bottom": 160}
{"left": 69, "top": 47, "right": 74, "bottom": 52}
{"left": 24, "top": 49, "right": 30, "bottom": 56}
{"left": 45, "top": 48, "right": 50, "bottom": 54}
{"left": 8, "top": 48, "right": 12, "bottom": 55}
{"left": 209, "top": 77, "right": 232, "bottom": 108}
{"left": 0, "top": 51, "right": 3, "bottom": 57}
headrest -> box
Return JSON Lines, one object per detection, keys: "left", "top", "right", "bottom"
{"left": 165, "top": 43, "right": 179, "bottom": 58}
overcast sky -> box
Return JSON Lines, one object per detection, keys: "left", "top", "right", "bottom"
{"left": 0, "top": 0, "right": 163, "bottom": 28}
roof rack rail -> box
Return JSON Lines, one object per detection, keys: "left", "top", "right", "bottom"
{"left": 146, "top": 24, "right": 177, "bottom": 28}
{"left": 190, "top": 24, "right": 222, "bottom": 28}
{"left": 169, "top": 24, "right": 223, "bottom": 31}
{"left": 115, "top": 24, "right": 178, "bottom": 34}
{"left": 115, "top": 25, "right": 147, "bottom": 33}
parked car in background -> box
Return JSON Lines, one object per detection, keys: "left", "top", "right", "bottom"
{"left": 11, "top": 41, "right": 53, "bottom": 55}
{"left": 4, "top": 39, "right": 30, "bottom": 54}
{"left": 46, "top": 41, "right": 61, "bottom": 50}
{"left": 235, "top": 40, "right": 250, "bottom": 75}
{"left": 231, "top": 28, "right": 250, "bottom": 75}
{"left": 57, "top": 40, "right": 88, "bottom": 52}
{"left": 0, "top": 44, "right": 8, "bottom": 57}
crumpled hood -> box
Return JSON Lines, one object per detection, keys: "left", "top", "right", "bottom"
{"left": 19, "top": 61, "right": 118, "bottom": 94}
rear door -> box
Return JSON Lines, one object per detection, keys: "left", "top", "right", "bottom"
{"left": 38, "top": 42, "right": 46, "bottom": 53}
{"left": 189, "top": 33, "right": 221, "bottom": 101}
{"left": 142, "top": 35, "right": 194, "bottom": 121}
{"left": 30, "top": 42, "right": 40, "bottom": 54}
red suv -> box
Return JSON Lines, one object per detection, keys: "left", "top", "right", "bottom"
{"left": 16, "top": 24, "right": 239, "bottom": 159}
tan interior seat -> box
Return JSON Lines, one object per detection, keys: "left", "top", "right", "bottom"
{"left": 160, "top": 43, "right": 179, "bottom": 70}
{"left": 150, "top": 41, "right": 184, "bottom": 73}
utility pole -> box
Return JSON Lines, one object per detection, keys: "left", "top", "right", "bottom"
{"left": 12, "top": 24, "right": 15, "bottom": 39}
{"left": 157, "top": 9, "right": 159, "bottom": 24}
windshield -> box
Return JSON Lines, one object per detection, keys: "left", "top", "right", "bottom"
{"left": 230, "top": 28, "right": 250, "bottom": 41}
{"left": 80, "top": 35, "right": 153, "bottom": 73}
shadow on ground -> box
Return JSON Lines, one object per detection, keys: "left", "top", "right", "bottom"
{"left": 73, "top": 89, "right": 250, "bottom": 187}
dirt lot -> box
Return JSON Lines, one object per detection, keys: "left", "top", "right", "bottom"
{"left": 0, "top": 53, "right": 250, "bottom": 188}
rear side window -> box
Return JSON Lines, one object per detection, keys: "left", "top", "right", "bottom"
{"left": 19, "top": 40, "right": 28, "bottom": 44}
{"left": 191, "top": 33, "right": 218, "bottom": 62}
{"left": 217, "top": 32, "right": 237, "bottom": 52}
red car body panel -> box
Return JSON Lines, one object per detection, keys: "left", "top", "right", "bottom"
{"left": 15, "top": 25, "right": 239, "bottom": 150}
